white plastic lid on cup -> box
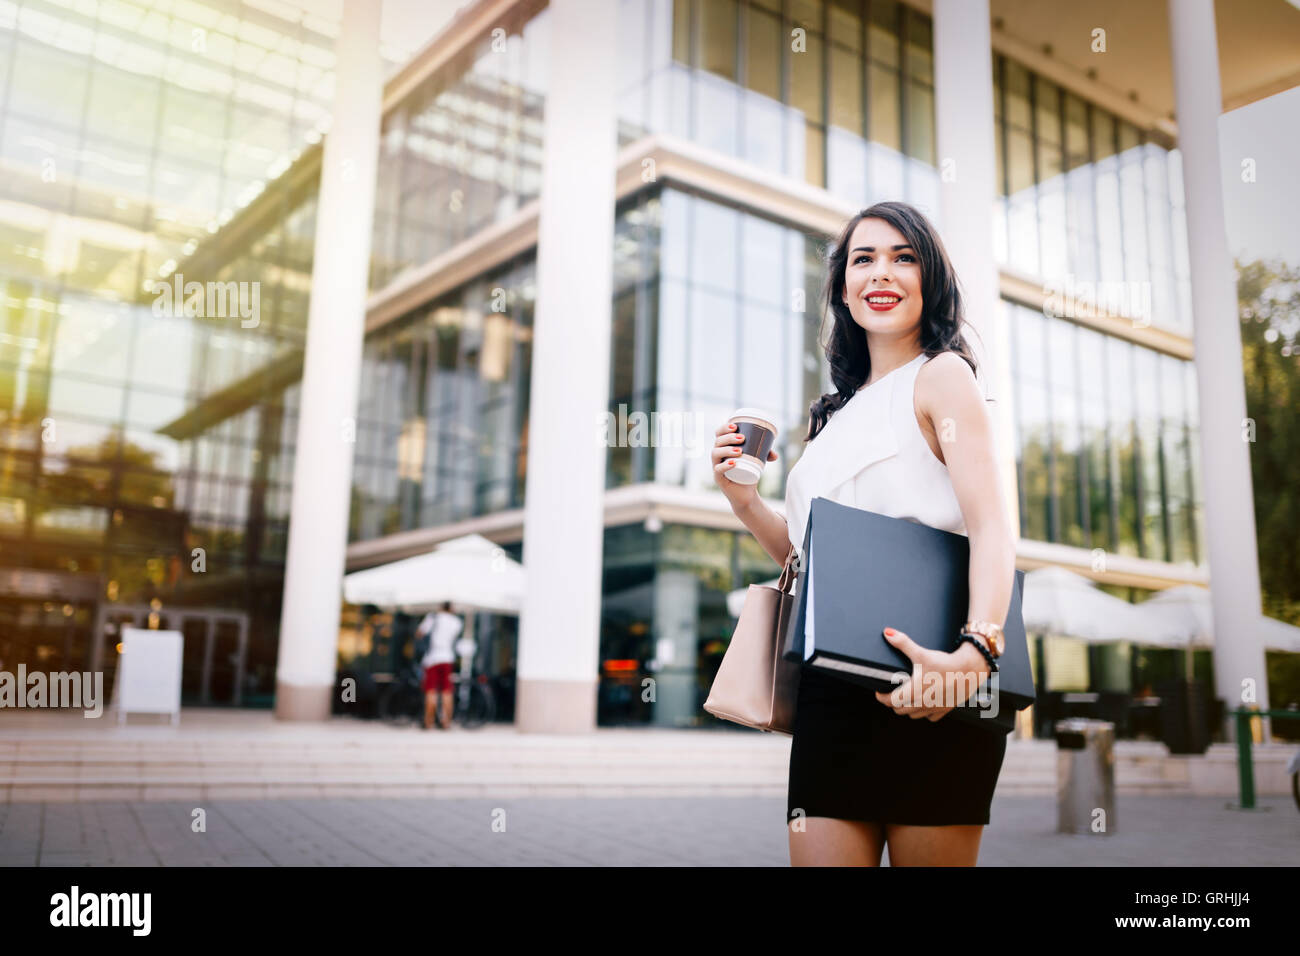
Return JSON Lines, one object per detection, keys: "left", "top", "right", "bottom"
{"left": 729, "top": 407, "right": 778, "bottom": 429}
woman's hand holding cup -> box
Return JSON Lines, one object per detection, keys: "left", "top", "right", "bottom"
{"left": 712, "top": 408, "right": 779, "bottom": 512}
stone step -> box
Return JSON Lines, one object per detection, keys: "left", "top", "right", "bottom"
{"left": 0, "top": 762, "right": 1164, "bottom": 803}
{"left": 2, "top": 721, "right": 1286, "bottom": 802}
{"left": 0, "top": 750, "right": 1198, "bottom": 776}
{"left": 2, "top": 775, "right": 1066, "bottom": 803}
{"left": 0, "top": 744, "right": 790, "bottom": 758}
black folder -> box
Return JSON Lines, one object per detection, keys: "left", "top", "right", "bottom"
{"left": 782, "top": 496, "right": 1035, "bottom": 733}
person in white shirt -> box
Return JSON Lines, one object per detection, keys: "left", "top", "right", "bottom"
{"left": 416, "top": 602, "right": 463, "bottom": 729}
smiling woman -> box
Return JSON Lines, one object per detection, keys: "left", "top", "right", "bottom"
{"left": 717, "top": 200, "right": 1017, "bottom": 868}
{"left": 782, "top": 202, "right": 1014, "bottom": 867}
{"left": 807, "top": 201, "right": 980, "bottom": 444}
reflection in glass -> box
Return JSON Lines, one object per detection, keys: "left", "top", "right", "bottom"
{"left": 1049, "top": 319, "right": 1083, "bottom": 547}
{"left": 829, "top": 45, "right": 864, "bottom": 136}
{"left": 700, "top": 0, "right": 738, "bottom": 81}
{"left": 638, "top": 0, "right": 933, "bottom": 196}
{"left": 868, "top": 61, "right": 901, "bottom": 152}
{"left": 1012, "top": 306, "right": 1049, "bottom": 541}
{"left": 0, "top": 0, "right": 345, "bottom": 702}
{"left": 1133, "top": 347, "right": 1164, "bottom": 561}
{"left": 1106, "top": 335, "right": 1139, "bottom": 557}
{"left": 1078, "top": 327, "right": 1111, "bottom": 551}
{"left": 1161, "top": 353, "right": 1194, "bottom": 565}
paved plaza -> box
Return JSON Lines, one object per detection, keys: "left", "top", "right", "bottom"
{"left": 1, "top": 793, "right": 1296, "bottom": 866}
{"left": 4, "top": 709, "right": 1296, "bottom": 865}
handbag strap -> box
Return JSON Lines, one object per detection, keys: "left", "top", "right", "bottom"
{"left": 775, "top": 542, "right": 798, "bottom": 593}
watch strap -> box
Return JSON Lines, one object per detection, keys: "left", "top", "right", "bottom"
{"left": 963, "top": 619, "right": 1005, "bottom": 657}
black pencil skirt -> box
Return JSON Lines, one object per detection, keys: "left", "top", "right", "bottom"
{"left": 786, "top": 665, "right": 1008, "bottom": 827}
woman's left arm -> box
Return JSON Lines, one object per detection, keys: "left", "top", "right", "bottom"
{"left": 917, "top": 351, "right": 1016, "bottom": 632}
{"left": 873, "top": 351, "right": 1018, "bottom": 719}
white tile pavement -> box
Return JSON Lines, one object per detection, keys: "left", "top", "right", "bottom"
{"left": 1, "top": 794, "right": 1297, "bottom": 866}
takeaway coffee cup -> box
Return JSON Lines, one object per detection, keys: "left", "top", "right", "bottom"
{"left": 725, "top": 407, "right": 778, "bottom": 485}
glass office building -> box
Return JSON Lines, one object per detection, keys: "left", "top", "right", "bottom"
{"left": 3, "top": 0, "right": 1230, "bottom": 730}
{"left": 337, "top": 0, "right": 1209, "bottom": 730}
{"left": 0, "top": 0, "right": 337, "bottom": 703}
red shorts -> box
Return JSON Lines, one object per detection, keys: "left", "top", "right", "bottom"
{"left": 422, "top": 662, "right": 453, "bottom": 693}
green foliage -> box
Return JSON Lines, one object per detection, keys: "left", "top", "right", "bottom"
{"left": 1238, "top": 258, "right": 1300, "bottom": 627}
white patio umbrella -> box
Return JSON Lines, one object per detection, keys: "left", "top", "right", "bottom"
{"left": 1256, "top": 615, "right": 1300, "bottom": 654}
{"left": 1131, "top": 585, "right": 1214, "bottom": 649}
{"left": 1021, "top": 565, "right": 1146, "bottom": 642}
{"left": 343, "top": 533, "right": 525, "bottom": 671}
{"left": 1133, "top": 588, "right": 1300, "bottom": 654}
{"left": 343, "top": 532, "right": 525, "bottom": 615}
{"left": 1132, "top": 584, "right": 1214, "bottom": 681}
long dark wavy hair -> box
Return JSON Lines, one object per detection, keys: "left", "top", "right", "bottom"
{"left": 804, "top": 200, "right": 982, "bottom": 443}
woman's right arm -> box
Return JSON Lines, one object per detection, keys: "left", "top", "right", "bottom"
{"left": 711, "top": 420, "right": 791, "bottom": 566}
{"left": 735, "top": 497, "right": 792, "bottom": 566}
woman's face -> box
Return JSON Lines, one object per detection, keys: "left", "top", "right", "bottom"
{"left": 840, "top": 216, "right": 923, "bottom": 339}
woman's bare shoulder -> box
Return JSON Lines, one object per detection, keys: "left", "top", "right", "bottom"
{"left": 915, "top": 350, "right": 980, "bottom": 413}
{"left": 917, "top": 349, "right": 974, "bottom": 380}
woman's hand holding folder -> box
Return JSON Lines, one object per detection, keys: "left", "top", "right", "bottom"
{"left": 872, "top": 627, "right": 993, "bottom": 721}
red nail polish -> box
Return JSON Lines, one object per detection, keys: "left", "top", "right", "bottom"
{"left": 884, "top": 628, "right": 896, "bottom": 637}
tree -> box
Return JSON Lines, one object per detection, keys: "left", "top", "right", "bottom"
{"left": 1237, "top": 257, "right": 1300, "bottom": 626}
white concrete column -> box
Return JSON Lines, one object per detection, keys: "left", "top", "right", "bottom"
{"left": 515, "top": 0, "right": 618, "bottom": 733}
{"left": 1167, "top": 0, "right": 1270, "bottom": 737}
{"left": 931, "top": 0, "right": 1019, "bottom": 536}
{"left": 274, "top": 0, "right": 383, "bottom": 721}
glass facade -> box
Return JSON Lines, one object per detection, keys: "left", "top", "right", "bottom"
{"left": 598, "top": 519, "right": 789, "bottom": 728}
{"left": 353, "top": 184, "right": 830, "bottom": 538}
{"left": 369, "top": 6, "right": 549, "bottom": 290}
{"left": 0, "top": 0, "right": 338, "bottom": 702}
{"left": 618, "top": 186, "right": 827, "bottom": 500}
{"left": 1007, "top": 299, "right": 1203, "bottom": 566}
{"left": 992, "top": 55, "right": 1192, "bottom": 335}
{"left": 3, "top": 0, "right": 1218, "bottom": 730}
{"left": 350, "top": 183, "right": 833, "bottom": 727}
{"left": 350, "top": 258, "right": 536, "bottom": 540}
{"left": 617, "top": 0, "right": 940, "bottom": 210}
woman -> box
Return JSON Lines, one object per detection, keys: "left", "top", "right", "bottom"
{"left": 712, "top": 200, "right": 1016, "bottom": 866}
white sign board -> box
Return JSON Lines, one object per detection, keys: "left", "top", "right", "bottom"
{"left": 115, "top": 627, "right": 184, "bottom": 725}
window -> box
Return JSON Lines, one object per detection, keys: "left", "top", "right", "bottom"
{"left": 1007, "top": 304, "right": 1195, "bottom": 564}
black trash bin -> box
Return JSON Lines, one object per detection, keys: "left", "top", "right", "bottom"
{"left": 1156, "top": 678, "right": 1210, "bottom": 754}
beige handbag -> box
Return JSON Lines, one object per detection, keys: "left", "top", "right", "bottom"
{"left": 703, "top": 543, "right": 802, "bottom": 735}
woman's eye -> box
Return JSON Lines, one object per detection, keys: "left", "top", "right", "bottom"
{"left": 854, "top": 254, "right": 915, "bottom": 264}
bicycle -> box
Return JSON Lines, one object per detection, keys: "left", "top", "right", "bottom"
{"left": 448, "top": 670, "right": 496, "bottom": 729}
{"left": 374, "top": 663, "right": 424, "bottom": 726}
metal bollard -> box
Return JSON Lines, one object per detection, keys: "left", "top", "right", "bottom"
{"left": 1054, "top": 718, "right": 1116, "bottom": 835}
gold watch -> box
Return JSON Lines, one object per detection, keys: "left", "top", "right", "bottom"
{"left": 963, "top": 619, "right": 1005, "bottom": 658}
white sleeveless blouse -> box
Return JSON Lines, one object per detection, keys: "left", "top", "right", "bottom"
{"left": 784, "top": 352, "right": 967, "bottom": 560}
